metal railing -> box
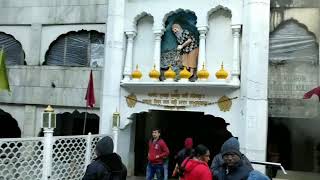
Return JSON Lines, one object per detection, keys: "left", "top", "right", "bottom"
{"left": 0, "top": 133, "right": 109, "bottom": 180}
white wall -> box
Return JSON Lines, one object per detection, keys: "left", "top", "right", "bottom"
{"left": 125, "top": 0, "right": 243, "bottom": 30}
{"left": 206, "top": 9, "right": 233, "bottom": 81}
{"left": 0, "top": 66, "right": 102, "bottom": 107}
{"left": 132, "top": 16, "right": 154, "bottom": 81}
{"left": 0, "top": 0, "right": 107, "bottom": 24}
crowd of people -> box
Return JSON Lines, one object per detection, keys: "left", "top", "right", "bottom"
{"left": 82, "top": 127, "right": 270, "bottom": 180}
{"left": 146, "top": 128, "right": 270, "bottom": 180}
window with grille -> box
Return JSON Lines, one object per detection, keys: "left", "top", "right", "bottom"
{"left": 44, "top": 30, "right": 105, "bottom": 67}
{"left": 0, "top": 32, "right": 26, "bottom": 65}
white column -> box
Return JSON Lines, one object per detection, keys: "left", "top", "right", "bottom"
{"left": 240, "top": 0, "right": 270, "bottom": 172}
{"left": 197, "top": 26, "right": 208, "bottom": 69}
{"left": 123, "top": 31, "right": 136, "bottom": 81}
{"left": 100, "top": 0, "right": 125, "bottom": 134}
{"left": 113, "top": 127, "right": 119, "bottom": 153}
{"left": 42, "top": 128, "right": 54, "bottom": 180}
{"left": 153, "top": 29, "right": 164, "bottom": 72}
{"left": 84, "top": 132, "right": 92, "bottom": 170}
{"left": 231, "top": 25, "right": 241, "bottom": 85}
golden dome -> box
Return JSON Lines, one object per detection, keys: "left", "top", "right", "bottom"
{"left": 215, "top": 62, "right": 228, "bottom": 80}
{"left": 164, "top": 65, "right": 176, "bottom": 81}
{"left": 179, "top": 66, "right": 191, "bottom": 80}
{"left": 131, "top": 64, "right": 142, "bottom": 80}
{"left": 197, "top": 63, "right": 210, "bottom": 81}
{"left": 149, "top": 64, "right": 160, "bottom": 80}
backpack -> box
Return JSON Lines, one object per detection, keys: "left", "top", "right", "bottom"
{"left": 98, "top": 160, "right": 126, "bottom": 180}
{"left": 177, "top": 156, "right": 191, "bottom": 177}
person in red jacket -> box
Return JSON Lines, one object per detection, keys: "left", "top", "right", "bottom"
{"left": 146, "top": 128, "right": 170, "bottom": 180}
{"left": 181, "top": 144, "right": 213, "bottom": 180}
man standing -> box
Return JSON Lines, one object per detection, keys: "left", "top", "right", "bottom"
{"left": 147, "top": 128, "right": 170, "bottom": 180}
{"left": 172, "top": 23, "right": 199, "bottom": 81}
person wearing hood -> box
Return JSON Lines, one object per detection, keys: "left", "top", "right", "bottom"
{"left": 83, "top": 136, "right": 127, "bottom": 180}
{"left": 213, "top": 137, "right": 255, "bottom": 180}
{"left": 211, "top": 137, "right": 253, "bottom": 180}
{"left": 172, "top": 138, "right": 194, "bottom": 177}
{"left": 180, "top": 144, "right": 212, "bottom": 180}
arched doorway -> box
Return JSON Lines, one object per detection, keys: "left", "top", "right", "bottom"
{"left": 54, "top": 110, "right": 99, "bottom": 136}
{"left": 133, "top": 110, "right": 233, "bottom": 176}
{"left": 0, "top": 109, "right": 21, "bottom": 138}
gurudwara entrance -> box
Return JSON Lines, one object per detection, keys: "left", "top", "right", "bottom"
{"left": 133, "top": 110, "right": 233, "bottom": 176}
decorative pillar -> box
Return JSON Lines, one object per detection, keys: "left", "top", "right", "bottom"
{"left": 100, "top": 0, "right": 125, "bottom": 134}
{"left": 84, "top": 132, "right": 92, "bottom": 170}
{"left": 197, "top": 26, "right": 208, "bottom": 69}
{"left": 41, "top": 105, "right": 56, "bottom": 180}
{"left": 153, "top": 29, "right": 164, "bottom": 72}
{"left": 231, "top": 25, "right": 241, "bottom": 85}
{"left": 43, "top": 128, "right": 54, "bottom": 180}
{"left": 123, "top": 31, "right": 137, "bottom": 81}
{"left": 240, "top": 0, "right": 270, "bottom": 172}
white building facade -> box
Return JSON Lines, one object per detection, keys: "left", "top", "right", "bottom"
{"left": 0, "top": 0, "right": 319, "bottom": 178}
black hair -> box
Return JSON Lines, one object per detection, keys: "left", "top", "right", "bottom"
{"left": 152, "top": 128, "right": 161, "bottom": 134}
{"left": 194, "top": 144, "right": 209, "bottom": 157}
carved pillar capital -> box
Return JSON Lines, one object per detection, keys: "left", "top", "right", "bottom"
{"left": 197, "top": 26, "right": 209, "bottom": 35}
{"left": 125, "top": 31, "right": 137, "bottom": 40}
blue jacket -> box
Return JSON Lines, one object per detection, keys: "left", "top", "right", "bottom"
{"left": 247, "top": 170, "right": 270, "bottom": 180}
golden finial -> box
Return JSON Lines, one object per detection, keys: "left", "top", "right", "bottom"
{"left": 215, "top": 62, "right": 228, "bottom": 80}
{"left": 131, "top": 64, "right": 142, "bottom": 80}
{"left": 197, "top": 62, "right": 210, "bottom": 81}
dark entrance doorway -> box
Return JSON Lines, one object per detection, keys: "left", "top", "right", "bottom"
{"left": 54, "top": 110, "right": 99, "bottom": 136}
{"left": 0, "top": 109, "right": 21, "bottom": 138}
{"left": 134, "top": 110, "right": 233, "bottom": 176}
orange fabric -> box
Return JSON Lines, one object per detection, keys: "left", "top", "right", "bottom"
{"left": 181, "top": 48, "right": 199, "bottom": 68}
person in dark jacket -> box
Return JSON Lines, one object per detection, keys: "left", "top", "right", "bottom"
{"left": 83, "top": 136, "right": 127, "bottom": 180}
{"left": 213, "top": 137, "right": 254, "bottom": 180}
{"left": 211, "top": 137, "right": 253, "bottom": 180}
{"left": 247, "top": 170, "right": 270, "bottom": 180}
{"left": 172, "top": 137, "right": 194, "bottom": 177}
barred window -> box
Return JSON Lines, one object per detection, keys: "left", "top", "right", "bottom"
{"left": 44, "top": 30, "right": 105, "bottom": 67}
{"left": 0, "top": 32, "right": 26, "bottom": 65}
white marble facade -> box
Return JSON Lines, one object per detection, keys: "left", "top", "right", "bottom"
{"left": 0, "top": 0, "right": 273, "bottom": 175}
{"left": 99, "top": 0, "right": 271, "bottom": 174}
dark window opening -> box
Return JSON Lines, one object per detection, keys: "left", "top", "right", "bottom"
{"left": 44, "top": 30, "right": 105, "bottom": 67}
{"left": 0, "top": 109, "right": 21, "bottom": 138}
{"left": 53, "top": 110, "right": 99, "bottom": 136}
{"left": 0, "top": 32, "right": 26, "bottom": 65}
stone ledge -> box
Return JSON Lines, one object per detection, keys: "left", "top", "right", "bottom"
{"left": 120, "top": 81, "right": 240, "bottom": 89}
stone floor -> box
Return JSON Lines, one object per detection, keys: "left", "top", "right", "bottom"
{"left": 127, "top": 177, "right": 145, "bottom": 180}
{"left": 127, "top": 177, "right": 176, "bottom": 180}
